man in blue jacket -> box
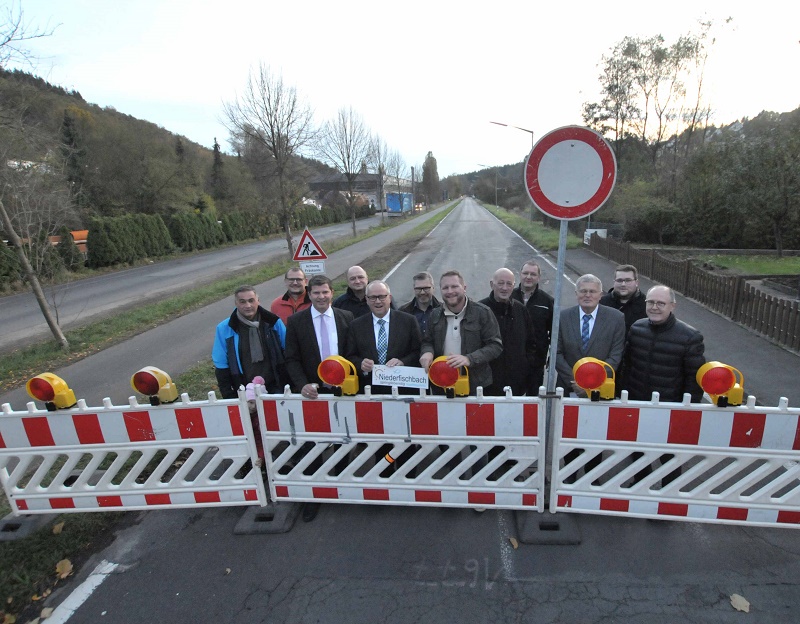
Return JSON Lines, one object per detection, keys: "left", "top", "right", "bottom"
{"left": 212, "top": 285, "right": 286, "bottom": 398}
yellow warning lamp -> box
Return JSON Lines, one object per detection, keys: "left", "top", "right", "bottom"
{"left": 572, "top": 357, "right": 616, "bottom": 401}
{"left": 317, "top": 355, "right": 358, "bottom": 396}
{"left": 696, "top": 361, "right": 744, "bottom": 407}
{"left": 428, "top": 356, "right": 470, "bottom": 398}
{"left": 131, "top": 366, "right": 179, "bottom": 405}
{"left": 26, "top": 373, "right": 77, "bottom": 411}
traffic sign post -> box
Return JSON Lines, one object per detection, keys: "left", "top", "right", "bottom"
{"left": 293, "top": 229, "right": 328, "bottom": 275}
{"left": 523, "top": 126, "right": 617, "bottom": 507}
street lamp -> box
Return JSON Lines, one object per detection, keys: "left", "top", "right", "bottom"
{"left": 489, "top": 121, "right": 536, "bottom": 220}
{"left": 477, "top": 163, "right": 498, "bottom": 208}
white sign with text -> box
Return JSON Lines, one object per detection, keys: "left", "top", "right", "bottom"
{"left": 372, "top": 365, "right": 429, "bottom": 389}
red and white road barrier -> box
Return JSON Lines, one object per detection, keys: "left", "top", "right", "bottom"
{"left": 257, "top": 392, "right": 545, "bottom": 511}
{"left": 550, "top": 393, "right": 800, "bottom": 528}
{"left": 0, "top": 393, "right": 267, "bottom": 515}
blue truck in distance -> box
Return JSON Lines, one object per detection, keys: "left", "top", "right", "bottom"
{"left": 386, "top": 192, "right": 413, "bottom": 217}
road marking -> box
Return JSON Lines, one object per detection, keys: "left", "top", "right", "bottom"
{"left": 47, "top": 560, "right": 119, "bottom": 623}
{"left": 497, "top": 510, "right": 517, "bottom": 582}
{"left": 482, "top": 207, "right": 576, "bottom": 287}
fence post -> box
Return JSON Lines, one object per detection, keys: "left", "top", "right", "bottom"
{"left": 730, "top": 276, "right": 746, "bottom": 322}
{"left": 682, "top": 260, "right": 691, "bottom": 295}
{"left": 649, "top": 249, "right": 655, "bottom": 278}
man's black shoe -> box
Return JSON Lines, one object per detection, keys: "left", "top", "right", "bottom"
{"left": 302, "top": 502, "right": 321, "bottom": 522}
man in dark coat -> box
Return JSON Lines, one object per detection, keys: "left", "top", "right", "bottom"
{"left": 480, "top": 268, "right": 537, "bottom": 396}
{"left": 332, "top": 265, "right": 370, "bottom": 318}
{"left": 398, "top": 271, "right": 441, "bottom": 336}
{"left": 600, "top": 264, "right": 647, "bottom": 334}
{"left": 511, "top": 260, "right": 553, "bottom": 391}
{"left": 623, "top": 285, "right": 706, "bottom": 402}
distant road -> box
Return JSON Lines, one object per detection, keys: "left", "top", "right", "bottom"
{"left": 0, "top": 215, "right": 387, "bottom": 352}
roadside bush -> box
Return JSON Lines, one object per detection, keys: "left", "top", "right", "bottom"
{"left": 87, "top": 217, "right": 119, "bottom": 268}
{"left": 0, "top": 242, "right": 22, "bottom": 288}
{"left": 55, "top": 225, "right": 85, "bottom": 271}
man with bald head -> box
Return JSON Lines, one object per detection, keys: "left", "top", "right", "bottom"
{"left": 622, "top": 285, "right": 706, "bottom": 402}
{"left": 333, "top": 265, "right": 370, "bottom": 318}
{"left": 480, "top": 268, "right": 537, "bottom": 395}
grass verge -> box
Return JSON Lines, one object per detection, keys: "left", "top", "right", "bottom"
{"left": 482, "top": 204, "right": 584, "bottom": 250}
{"left": 0, "top": 201, "right": 457, "bottom": 622}
{"left": 695, "top": 254, "right": 800, "bottom": 275}
{"left": 0, "top": 214, "right": 430, "bottom": 395}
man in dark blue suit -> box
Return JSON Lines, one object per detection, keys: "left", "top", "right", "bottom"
{"left": 556, "top": 274, "right": 625, "bottom": 397}
{"left": 345, "top": 281, "right": 422, "bottom": 394}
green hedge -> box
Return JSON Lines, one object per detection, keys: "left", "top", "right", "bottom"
{"left": 87, "top": 214, "right": 174, "bottom": 268}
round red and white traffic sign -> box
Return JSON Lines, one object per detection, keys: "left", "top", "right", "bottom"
{"left": 524, "top": 126, "right": 616, "bottom": 220}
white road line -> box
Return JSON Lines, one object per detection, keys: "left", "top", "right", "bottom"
{"left": 482, "top": 207, "right": 576, "bottom": 287}
{"left": 497, "top": 510, "right": 517, "bottom": 581}
{"left": 47, "top": 560, "right": 119, "bottom": 623}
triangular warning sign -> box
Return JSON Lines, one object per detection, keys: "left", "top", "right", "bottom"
{"left": 292, "top": 229, "right": 328, "bottom": 261}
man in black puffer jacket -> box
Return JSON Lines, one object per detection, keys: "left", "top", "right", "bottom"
{"left": 622, "top": 285, "right": 706, "bottom": 403}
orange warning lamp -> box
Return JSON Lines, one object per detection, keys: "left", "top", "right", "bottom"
{"left": 131, "top": 366, "right": 178, "bottom": 405}
{"left": 317, "top": 356, "right": 358, "bottom": 396}
{"left": 572, "top": 357, "right": 615, "bottom": 401}
{"left": 26, "top": 373, "right": 77, "bottom": 411}
{"left": 428, "top": 356, "right": 470, "bottom": 397}
{"left": 696, "top": 361, "right": 744, "bottom": 407}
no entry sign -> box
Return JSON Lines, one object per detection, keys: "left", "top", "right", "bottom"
{"left": 524, "top": 126, "right": 616, "bottom": 220}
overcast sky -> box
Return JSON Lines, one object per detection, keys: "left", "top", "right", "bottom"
{"left": 10, "top": 0, "right": 800, "bottom": 177}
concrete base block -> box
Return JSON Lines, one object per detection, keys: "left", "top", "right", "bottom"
{"left": 515, "top": 510, "right": 581, "bottom": 545}
{"left": 0, "top": 512, "right": 59, "bottom": 542}
{"left": 234, "top": 502, "right": 301, "bottom": 535}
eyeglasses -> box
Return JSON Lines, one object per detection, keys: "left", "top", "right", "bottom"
{"left": 577, "top": 289, "right": 600, "bottom": 295}
{"left": 614, "top": 278, "right": 635, "bottom": 284}
{"left": 414, "top": 286, "right": 432, "bottom": 292}
{"left": 645, "top": 300, "right": 671, "bottom": 309}
{"left": 367, "top": 294, "right": 389, "bottom": 302}
{"left": 285, "top": 278, "right": 305, "bottom": 283}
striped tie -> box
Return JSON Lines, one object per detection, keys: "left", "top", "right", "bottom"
{"left": 377, "top": 319, "right": 388, "bottom": 365}
{"left": 581, "top": 314, "right": 591, "bottom": 352}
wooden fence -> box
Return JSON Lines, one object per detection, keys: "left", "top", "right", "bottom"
{"left": 589, "top": 236, "right": 800, "bottom": 353}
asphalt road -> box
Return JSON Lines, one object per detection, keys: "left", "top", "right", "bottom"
{"left": 0, "top": 214, "right": 388, "bottom": 352}
{"left": 28, "top": 199, "right": 800, "bottom": 624}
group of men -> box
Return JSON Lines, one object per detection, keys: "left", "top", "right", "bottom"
{"left": 211, "top": 261, "right": 707, "bottom": 519}
{"left": 556, "top": 264, "right": 706, "bottom": 402}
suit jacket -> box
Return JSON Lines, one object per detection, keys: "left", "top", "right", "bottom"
{"left": 284, "top": 307, "right": 354, "bottom": 392}
{"left": 556, "top": 304, "right": 625, "bottom": 391}
{"left": 345, "top": 309, "right": 422, "bottom": 394}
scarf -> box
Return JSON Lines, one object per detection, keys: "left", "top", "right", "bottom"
{"left": 236, "top": 311, "right": 264, "bottom": 363}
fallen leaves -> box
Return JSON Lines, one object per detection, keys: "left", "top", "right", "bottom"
{"left": 2, "top": 613, "right": 16, "bottom": 624}
{"left": 40, "top": 607, "right": 54, "bottom": 619}
{"left": 224, "top": 568, "right": 232, "bottom": 575}
{"left": 55, "top": 560, "right": 73, "bottom": 580}
{"left": 51, "top": 522, "right": 65, "bottom": 536}
{"left": 508, "top": 537, "right": 519, "bottom": 550}
{"left": 730, "top": 593, "right": 750, "bottom": 613}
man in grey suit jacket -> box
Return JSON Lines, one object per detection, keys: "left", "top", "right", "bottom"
{"left": 285, "top": 274, "right": 354, "bottom": 399}
{"left": 556, "top": 274, "right": 626, "bottom": 396}
{"left": 345, "top": 281, "right": 422, "bottom": 394}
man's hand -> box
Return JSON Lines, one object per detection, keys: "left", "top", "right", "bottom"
{"left": 301, "top": 383, "right": 319, "bottom": 399}
{"left": 446, "top": 354, "right": 470, "bottom": 369}
{"left": 361, "top": 358, "right": 374, "bottom": 373}
{"left": 419, "top": 352, "right": 433, "bottom": 371}
{"left": 385, "top": 358, "right": 403, "bottom": 367}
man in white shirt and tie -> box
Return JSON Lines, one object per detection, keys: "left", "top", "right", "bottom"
{"left": 345, "top": 280, "right": 421, "bottom": 394}
{"left": 556, "top": 274, "right": 625, "bottom": 397}
{"left": 284, "top": 274, "right": 354, "bottom": 400}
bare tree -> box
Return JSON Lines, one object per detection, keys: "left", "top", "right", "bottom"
{"left": 385, "top": 150, "right": 409, "bottom": 200}
{"left": 368, "top": 134, "right": 389, "bottom": 225}
{"left": 315, "top": 106, "right": 371, "bottom": 236}
{"left": 1, "top": 2, "right": 57, "bottom": 69}
{"left": 223, "top": 63, "right": 313, "bottom": 256}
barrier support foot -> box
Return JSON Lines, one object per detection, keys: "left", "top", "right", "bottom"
{"left": 0, "top": 512, "right": 59, "bottom": 542}
{"left": 515, "top": 511, "right": 581, "bottom": 545}
{"left": 234, "top": 502, "right": 301, "bottom": 535}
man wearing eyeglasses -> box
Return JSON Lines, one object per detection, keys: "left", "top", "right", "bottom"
{"left": 622, "top": 285, "right": 706, "bottom": 402}
{"left": 556, "top": 274, "right": 626, "bottom": 397}
{"left": 345, "top": 281, "right": 422, "bottom": 394}
{"left": 270, "top": 267, "right": 311, "bottom": 323}
{"left": 600, "top": 264, "right": 647, "bottom": 333}
{"left": 399, "top": 271, "right": 441, "bottom": 335}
